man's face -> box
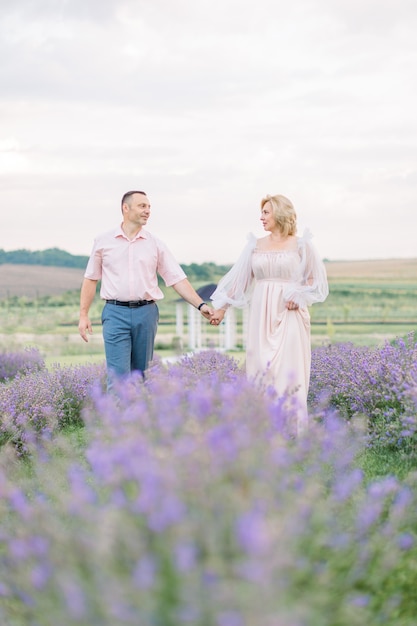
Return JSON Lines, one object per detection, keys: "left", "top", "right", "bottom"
{"left": 124, "top": 193, "right": 151, "bottom": 225}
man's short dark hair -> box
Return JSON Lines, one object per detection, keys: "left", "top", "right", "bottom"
{"left": 121, "top": 190, "right": 147, "bottom": 207}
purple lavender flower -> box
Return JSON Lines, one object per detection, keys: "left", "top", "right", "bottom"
{"left": 349, "top": 593, "right": 370, "bottom": 607}
{"left": 0, "top": 348, "right": 416, "bottom": 624}
{"left": 216, "top": 611, "right": 244, "bottom": 626}
{"left": 397, "top": 533, "right": 414, "bottom": 550}
{"left": 174, "top": 541, "right": 197, "bottom": 573}
{"left": 132, "top": 555, "right": 157, "bottom": 589}
{"left": 309, "top": 333, "right": 417, "bottom": 450}
{"left": 60, "top": 577, "right": 87, "bottom": 620}
{"left": 0, "top": 362, "right": 105, "bottom": 455}
{"left": 0, "top": 347, "right": 45, "bottom": 382}
{"left": 235, "top": 507, "right": 270, "bottom": 557}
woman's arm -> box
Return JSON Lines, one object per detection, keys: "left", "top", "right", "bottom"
{"left": 283, "top": 231, "right": 329, "bottom": 308}
{"left": 210, "top": 233, "right": 256, "bottom": 310}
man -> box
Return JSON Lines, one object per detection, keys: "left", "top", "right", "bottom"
{"left": 78, "top": 190, "right": 213, "bottom": 387}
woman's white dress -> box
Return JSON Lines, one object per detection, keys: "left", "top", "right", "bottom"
{"left": 211, "top": 231, "right": 328, "bottom": 432}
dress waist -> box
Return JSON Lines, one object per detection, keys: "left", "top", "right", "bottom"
{"left": 256, "top": 277, "right": 292, "bottom": 283}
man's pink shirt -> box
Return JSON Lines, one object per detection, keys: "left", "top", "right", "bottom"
{"left": 84, "top": 226, "right": 186, "bottom": 301}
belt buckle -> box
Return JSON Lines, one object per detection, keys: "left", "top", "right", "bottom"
{"left": 128, "top": 301, "right": 138, "bottom": 308}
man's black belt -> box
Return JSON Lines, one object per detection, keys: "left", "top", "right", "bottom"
{"left": 106, "top": 299, "right": 155, "bottom": 308}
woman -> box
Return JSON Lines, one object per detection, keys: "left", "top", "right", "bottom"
{"left": 210, "top": 194, "right": 329, "bottom": 433}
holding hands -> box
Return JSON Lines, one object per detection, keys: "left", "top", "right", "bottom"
{"left": 210, "top": 309, "right": 226, "bottom": 326}
{"left": 197, "top": 302, "right": 225, "bottom": 326}
{"left": 200, "top": 302, "right": 297, "bottom": 326}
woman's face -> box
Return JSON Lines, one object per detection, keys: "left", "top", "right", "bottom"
{"left": 260, "top": 201, "right": 276, "bottom": 232}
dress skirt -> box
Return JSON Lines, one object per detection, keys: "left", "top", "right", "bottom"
{"left": 245, "top": 252, "right": 312, "bottom": 433}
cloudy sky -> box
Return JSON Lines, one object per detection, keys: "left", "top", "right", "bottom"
{"left": 1, "top": 0, "right": 416, "bottom": 264}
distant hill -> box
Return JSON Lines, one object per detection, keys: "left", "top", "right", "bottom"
{"left": 0, "top": 247, "right": 88, "bottom": 269}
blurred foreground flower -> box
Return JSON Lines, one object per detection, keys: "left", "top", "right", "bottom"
{"left": 0, "top": 351, "right": 416, "bottom": 625}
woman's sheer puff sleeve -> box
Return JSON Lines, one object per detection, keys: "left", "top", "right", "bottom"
{"left": 210, "top": 234, "right": 256, "bottom": 309}
{"left": 283, "top": 230, "right": 329, "bottom": 308}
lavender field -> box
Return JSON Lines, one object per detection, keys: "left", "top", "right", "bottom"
{"left": 0, "top": 339, "right": 417, "bottom": 625}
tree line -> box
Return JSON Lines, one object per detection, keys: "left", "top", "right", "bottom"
{"left": 0, "top": 248, "right": 88, "bottom": 269}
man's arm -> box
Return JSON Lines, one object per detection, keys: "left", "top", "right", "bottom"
{"left": 78, "top": 278, "right": 98, "bottom": 342}
{"left": 172, "top": 278, "right": 213, "bottom": 320}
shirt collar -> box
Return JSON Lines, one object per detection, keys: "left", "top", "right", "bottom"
{"left": 115, "top": 224, "right": 148, "bottom": 241}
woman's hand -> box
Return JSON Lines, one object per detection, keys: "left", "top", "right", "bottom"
{"left": 210, "top": 309, "right": 226, "bottom": 326}
{"left": 286, "top": 300, "right": 299, "bottom": 311}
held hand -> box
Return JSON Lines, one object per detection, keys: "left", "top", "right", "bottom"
{"left": 199, "top": 304, "right": 213, "bottom": 321}
{"left": 286, "top": 300, "right": 299, "bottom": 311}
{"left": 78, "top": 316, "right": 93, "bottom": 342}
{"left": 210, "top": 309, "right": 226, "bottom": 326}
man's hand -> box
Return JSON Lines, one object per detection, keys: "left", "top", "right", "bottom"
{"left": 78, "top": 278, "right": 98, "bottom": 342}
{"left": 78, "top": 315, "right": 93, "bottom": 342}
{"left": 199, "top": 304, "right": 214, "bottom": 321}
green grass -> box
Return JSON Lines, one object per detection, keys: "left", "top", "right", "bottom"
{"left": 356, "top": 447, "right": 417, "bottom": 482}
{"left": 0, "top": 275, "right": 416, "bottom": 361}
{"left": 311, "top": 281, "right": 417, "bottom": 324}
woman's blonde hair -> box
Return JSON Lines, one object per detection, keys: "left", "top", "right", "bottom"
{"left": 260, "top": 194, "right": 297, "bottom": 237}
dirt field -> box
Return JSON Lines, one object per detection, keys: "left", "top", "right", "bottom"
{"left": 0, "top": 264, "right": 85, "bottom": 298}
{"left": 0, "top": 258, "right": 416, "bottom": 299}
{"left": 324, "top": 258, "right": 417, "bottom": 280}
